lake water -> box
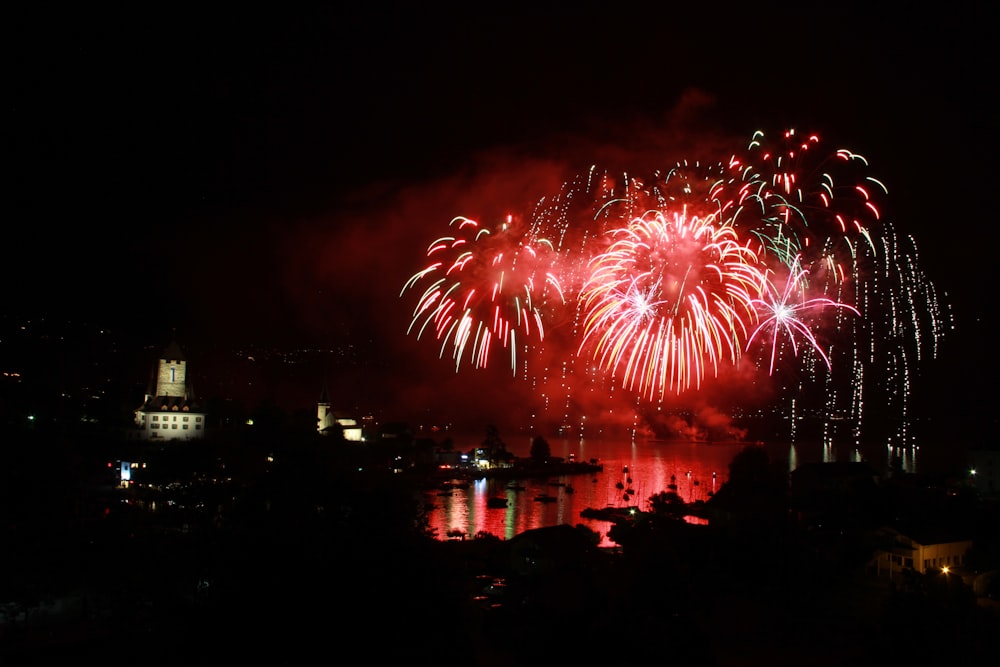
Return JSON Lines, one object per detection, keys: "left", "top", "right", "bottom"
{"left": 423, "top": 434, "right": 969, "bottom": 547}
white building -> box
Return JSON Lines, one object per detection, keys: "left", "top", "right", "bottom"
{"left": 317, "top": 381, "right": 362, "bottom": 441}
{"left": 133, "top": 337, "right": 205, "bottom": 440}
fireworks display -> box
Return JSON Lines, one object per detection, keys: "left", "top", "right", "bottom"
{"left": 400, "top": 214, "right": 563, "bottom": 374}
{"left": 578, "top": 207, "right": 761, "bottom": 400}
{"left": 400, "top": 129, "right": 950, "bottom": 444}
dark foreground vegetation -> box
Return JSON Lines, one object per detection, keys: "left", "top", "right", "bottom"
{"left": 2, "top": 427, "right": 999, "bottom": 666}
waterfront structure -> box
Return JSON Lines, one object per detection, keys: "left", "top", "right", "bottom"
{"left": 316, "top": 380, "right": 362, "bottom": 441}
{"left": 132, "top": 337, "right": 205, "bottom": 440}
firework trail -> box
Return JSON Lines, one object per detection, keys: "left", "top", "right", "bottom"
{"left": 400, "top": 214, "right": 563, "bottom": 374}
{"left": 578, "top": 207, "right": 762, "bottom": 400}
{"left": 732, "top": 129, "right": 950, "bottom": 443}
{"left": 746, "top": 254, "right": 860, "bottom": 375}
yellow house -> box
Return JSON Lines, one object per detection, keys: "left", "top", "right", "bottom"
{"left": 873, "top": 524, "right": 972, "bottom": 579}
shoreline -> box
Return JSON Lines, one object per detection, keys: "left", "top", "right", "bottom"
{"left": 431, "top": 459, "right": 603, "bottom": 484}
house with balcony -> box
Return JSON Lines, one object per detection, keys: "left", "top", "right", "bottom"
{"left": 871, "top": 523, "right": 973, "bottom": 582}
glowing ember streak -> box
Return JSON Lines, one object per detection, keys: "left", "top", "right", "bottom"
{"left": 578, "top": 207, "right": 762, "bottom": 400}
{"left": 747, "top": 255, "right": 860, "bottom": 374}
{"left": 400, "top": 215, "right": 562, "bottom": 374}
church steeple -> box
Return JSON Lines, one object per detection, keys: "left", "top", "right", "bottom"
{"left": 317, "top": 378, "right": 331, "bottom": 434}
{"left": 319, "top": 379, "right": 330, "bottom": 405}
{"left": 155, "top": 337, "right": 188, "bottom": 398}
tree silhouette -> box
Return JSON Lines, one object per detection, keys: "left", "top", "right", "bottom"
{"left": 727, "top": 444, "right": 772, "bottom": 485}
{"left": 530, "top": 435, "right": 551, "bottom": 462}
{"left": 649, "top": 490, "right": 685, "bottom": 515}
{"left": 481, "top": 424, "right": 509, "bottom": 464}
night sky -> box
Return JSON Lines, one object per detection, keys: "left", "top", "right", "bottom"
{"left": 5, "top": 4, "right": 996, "bottom": 439}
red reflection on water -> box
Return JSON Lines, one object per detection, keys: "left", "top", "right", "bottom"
{"left": 424, "top": 438, "right": 746, "bottom": 547}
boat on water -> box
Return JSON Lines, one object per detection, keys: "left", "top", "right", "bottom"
{"left": 580, "top": 505, "right": 640, "bottom": 522}
{"left": 480, "top": 458, "right": 604, "bottom": 480}
{"left": 533, "top": 494, "right": 557, "bottom": 503}
{"left": 487, "top": 497, "right": 509, "bottom": 508}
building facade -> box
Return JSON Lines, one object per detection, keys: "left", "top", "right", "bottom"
{"left": 872, "top": 525, "right": 973, "bottom": 579}
{"left": 317, "top": 380, "right": 362, "bottom": 441}
{"left": 133, "top": 338, "right": 205, "bottom": 440}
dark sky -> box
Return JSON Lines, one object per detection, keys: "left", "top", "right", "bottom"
{"left": 5, "top": 4, "right": 996, "bottom": 438}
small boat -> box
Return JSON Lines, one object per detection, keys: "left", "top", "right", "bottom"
{"left": 506, "top": 483, "right": 526, "bottom": 491}
{"left": 564, "top": 484, "right": 575, "bottom": 494}
{"left": 581, "top": 506, "right": 638, "bottom": 522}
{"left": 487, "top": 497, "right": 509, "bottom": 509}
{"left": 534, "top": 494, "right": 557, "bottom": 503}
